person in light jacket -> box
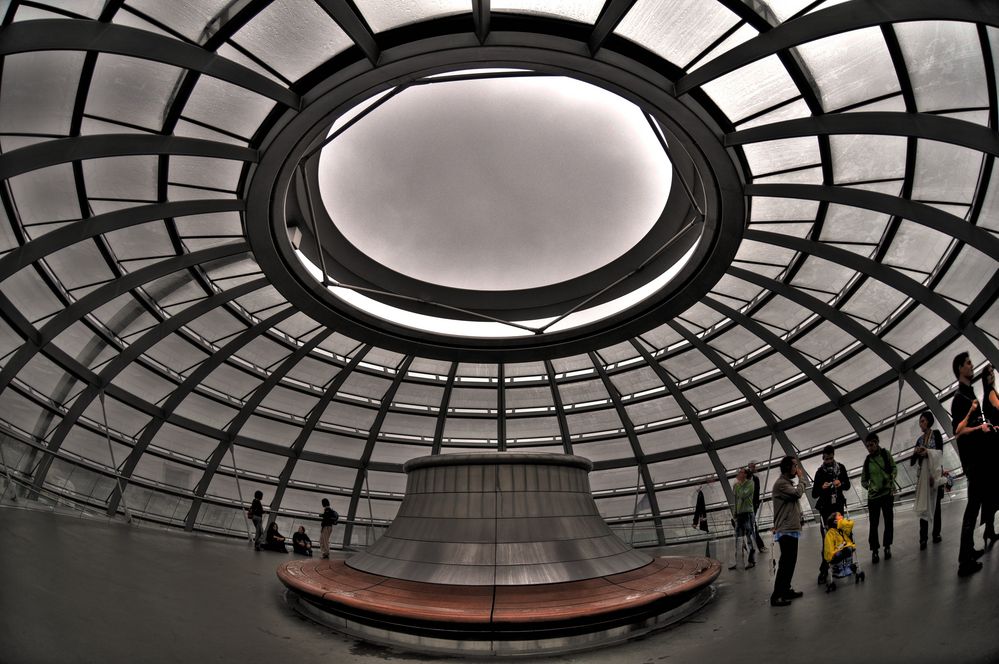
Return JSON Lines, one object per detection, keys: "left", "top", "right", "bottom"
{"left": 770, "top": 455, "right": 809, "bottom": 607}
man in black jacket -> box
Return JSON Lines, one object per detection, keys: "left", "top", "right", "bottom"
{"left": 951, "top": 352, "right": 992, "bottom": 577}
{"left": 812, "top": 446, "right": 850, "bottom": 585}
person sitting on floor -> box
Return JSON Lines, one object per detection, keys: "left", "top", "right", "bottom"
{"left": 292, "top": 526, "right": 313, "bottom": 556}
{"left": 261, "top": 522, "right": 288, "bottom": 552}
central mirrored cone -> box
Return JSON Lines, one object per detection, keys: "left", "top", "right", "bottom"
{"left": 317, "top": 76, "right": 672, "bottom": 291}
{"left": 346, "top": 452, "right": 653, "bottom": 585}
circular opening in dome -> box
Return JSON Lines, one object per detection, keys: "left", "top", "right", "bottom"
{"left": 315, "top": 75, "right": 673, "bottom": 292}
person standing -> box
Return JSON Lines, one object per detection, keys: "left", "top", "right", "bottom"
{"left": 319, "top": 497, "right": 339, "bottom": 560}
{"left": 729, "top": 468, "right": 757, "bottom": 571}
{"left": 770, "top": 456, "right": 808, "bottom": 607}
{"left": 951, "top": 352, "right": 992, "bottom": 576}
{"left": 910, "top": 410, "right": 945, "bottom": 548}
{"left": 747, "top": 461, "right": 767, "bottom": 552}
{"left": 247, "top": 489, "right": 264, "bottom": 551}
{"left": 861, "top": 433, "right": 896, "bottom": 563}
{"left": 812, "top": 446, "right": 850, "bottom": 584}
{"left": 980, "top": 364, "right": 999, "bottom": 549}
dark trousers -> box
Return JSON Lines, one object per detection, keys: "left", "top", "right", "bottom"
{"left": 752, "top": 512, "right": 766, "bottom": 550}
{"left": 959, "top": 480, "right": 984, "bottom": 565}
{"left": 868, "top": 494, "right": 894, "bottom": 551}
{"left": 772, "top": 535, "right": 799, "bottom": 601}
{"left": 919, "top": 487, "right": 944, "bottom": 543}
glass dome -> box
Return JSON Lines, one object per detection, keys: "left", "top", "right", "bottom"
{"left": 0, "top": 0, "right": 996, "bottom": 549}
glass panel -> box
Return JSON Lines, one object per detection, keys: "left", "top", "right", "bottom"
{"left": 354, "top": 0, "right": 469, "bottom": 33}
{"left": 0, "top": 51, "right": 85, "bottom": 136}
{"left": 936, "top": 245, "right": 998, "bottom": 306}
{"left": 763, "top": 380, "right": 828, "bottom": 419}
{"left": 700, "top": 406, "right": 767, "bottom": 439}
{"left": 830, "top": 134, "right": 907, "bottom": 183}
{"left": 911, "top": 140, "right": 983, "bottom": 204}
{"left": 794, "top": 27, "right": 898, "bottom": 111}
{"left": 182, "top": 75, "right": 275, "bottom": 139}
{"left": 702, "top": 55, "right": 800, "bottom": 123}
{"left": 565, "top": 408, "right": 622, "bottom": 436}
{"left": 743, "top": 137, "right": 820, "bottom": 176}
{"left": 123, "top": 0, "right": 232, "bottom": 42}
{"left": 232, "top": 0, "right": 352, "bottom": 82}
{"left": 824, "top": 349, "right": 892, "bottom": 394}
{"left": 749, "top": 196, "right": 819, "bottom": 221}
{"left": 624, "top": 395, "right": 681, "bottom": 426}
{"left": 615, "top": 0, "right": 740, "bottom": 69}
{"left": 87, "top": 54, "right": 183, "bottom": 131}
{"left": 492, "top": 0, "right": 603, "bottom": 24}
{"left": 896, "top": 21, "right": 989, "bottom": 112}
{"left": 882, "top": 220, "right": 953, "bottom": 275}
{"left": 8, "top": 164, "right": 80, "bottom": 225}
{"left": 380, "top": 411, "right": 436, "bottom": 437}
{"left": 504, "top": 415, "right": 560, "bottom": 440}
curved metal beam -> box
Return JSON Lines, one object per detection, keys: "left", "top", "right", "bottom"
{"left": 29, "top": 278, "right": 268, "bottom": 493}
{"left": 588, "top": 351, "right": 666, "bottom": 546}
{"left": 676, "top": 0, "right": 999, "bottom": 95}
{"left": 342, "top": 356, "right": 414, "bottom": 548}
{"left": 745, "top": 184, "right": 999, "bottom": 260}
{"left": 184, "top": 327, "right": 335, "bottom": 530}
{"left": 727, "top": 265, "right": 951, "bottom": 431}
{"left": 665, "top": 319, "right": 819, "bottom": 514}
{"left": 267, "top": 345, "right": 372, "bottom": 520}
{"left": 628, "top": 339, "right": 734, "bottom": 507}
{"left": 0, "top": 243, "right": 250, "bottom": 401}
{"left": 544, "top": 360, "right": 573, "bottom": 455}
{"left": 0, "top": 200, "right": 245, "bottom": 284}
{"left": 430, "top": 362, "right": 457, "bottom": 456}
{"left": 702, "top": 295, "right": 870, "bottom": 441}
{"left": 315, "top": 0, "right": 379, "bottom": 65}
{"left": 105, "top": 306, "right": 297, "bottom": 516}
{"left": 0, "top": 19, "right": 300, "bottom": 108}
{"left": 0, "top": 134, "right": 256, "bottom": 182}
{"left": 728, "top": 112, "right": 999, "bottom": 158}
{"left": 745, "top": 230, "right": 999, "bottom": 370}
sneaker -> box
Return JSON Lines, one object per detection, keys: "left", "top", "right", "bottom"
{"left": 729, "top": 564, "right": 738, "bottom": 570}
{"left": 972, "top": 548, "right": 985, "bottom": 561}
{"left": 884, "top": 547, "right": 892, "bottom": 561}
{"left": 784, "top": 589, "right": 803, "bottom": 599}
{"left": 746, "top": 562, "right": 756, "bottom": 569}
{"left": 932, "top": 535, "right": 942, "bottom": 544}
{"left": 920, "top": 540, "right": 927, "bottom": 550}
{"left": 770, "top": 596, "right": 792, "bottom": 607}
{"left": 957, "top": 561, "right": 983, "bottom": 577}
{"left": 817, "top": 572, "right": 828, "bottom": 585}
{"left": 871, "top": 550, "right": 880, "bottom": 564}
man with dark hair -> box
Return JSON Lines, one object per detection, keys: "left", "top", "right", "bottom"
{"left": 950, "top": 352, "right": 992, "bottom": 577}
{"left": 746, "top": 460, "right": 766, "bottom": 551}
{"left": 770, "top": 455, "right": 808, "bottom": 607}
{"left": 813, "top": 445, "right": 850, "bottom": 584}
{"left": 247, "top": 489, "right": 264, "bottom": 551}
{"left": 319, "top": 497, "right": 339, "bottom": 560}
{"left": 862, "top": 433, "right": 896, "bottom": 563}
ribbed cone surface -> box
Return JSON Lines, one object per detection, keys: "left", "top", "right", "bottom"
{"left": 346, "top": 452, "right": 653, "bottom": 585}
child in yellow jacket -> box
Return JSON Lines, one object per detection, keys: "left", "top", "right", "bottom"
{"left": 823, "top": 512, "right": 856, "bottom": 563}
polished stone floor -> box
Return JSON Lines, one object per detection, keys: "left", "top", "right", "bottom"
{"left": 1, "top": 497, "right": 996, "bottom": 664}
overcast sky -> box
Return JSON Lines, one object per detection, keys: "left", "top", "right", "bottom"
{"left": 317, "top": 75, "right": 673, "bottom": 291}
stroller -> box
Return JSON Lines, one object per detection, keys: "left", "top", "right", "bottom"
{"left": 823, "top": 512, "right": 865, "bottom": 593}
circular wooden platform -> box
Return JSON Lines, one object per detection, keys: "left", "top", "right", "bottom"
{"left": 277, "top": 555, "right": 721, "bottom": 656}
